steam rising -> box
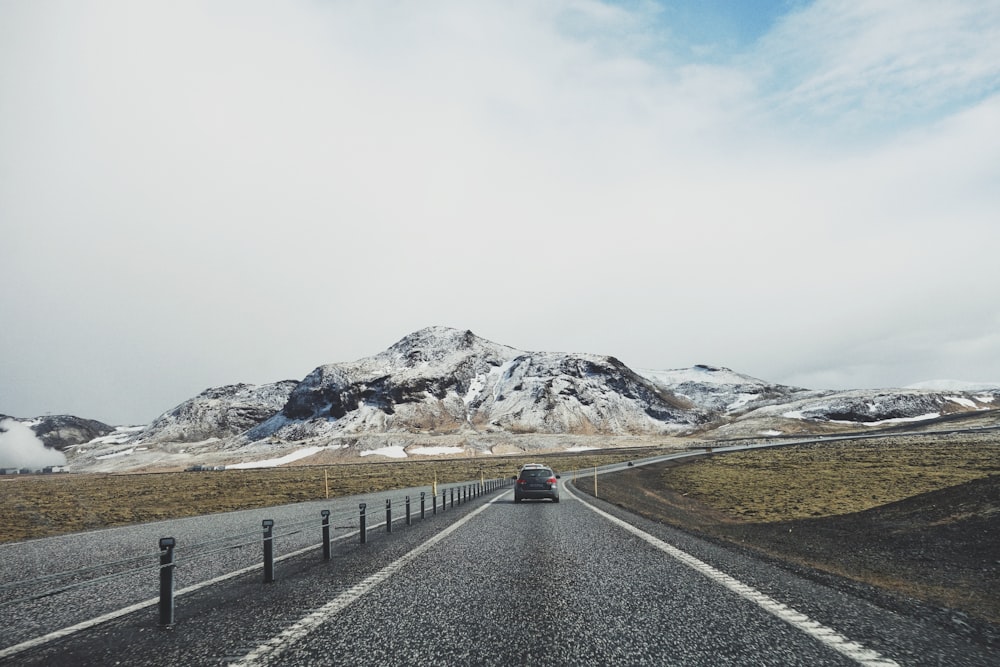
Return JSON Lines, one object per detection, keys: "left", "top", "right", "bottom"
{"left": 0, "top": 419, "right": 68, "bottom": 470}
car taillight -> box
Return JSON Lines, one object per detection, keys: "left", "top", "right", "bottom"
{"left": 517, "top": 479, "right": 526, "bottom": 485}
{"left": 547, "top": 477, "right": 557, "bottom": 485}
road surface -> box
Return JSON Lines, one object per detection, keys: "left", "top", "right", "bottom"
{"left": 2, "top": 472, "right": 994, "bottom": 666}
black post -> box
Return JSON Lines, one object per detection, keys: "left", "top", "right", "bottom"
{"left": 406, "top": 495, "right": 412, "bottom": 526}
{"left": 321, "top": 510, "right": 331, "bottom": 561}
{"left": 420, "top": 491, "right": 426, "bottom": 519}
{"left": 433, "top": 492, "right": 437, "bottom": 515}
{"left": 450, "top": 487, "right": 455, "bottom": 509}
{"left": 386, "top": 498, "right": 392, "bottom": 533}
{"left": 158, "top": 537, "right": 176, "bottom": 627}
{"left": 262, "top": 519, "right": 275, "bottom": 584}
{"left": 359, "top": 503, "right": 367, "bottom": 544}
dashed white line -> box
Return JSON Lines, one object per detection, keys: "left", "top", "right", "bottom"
{"left": 229, "top": 494, "right": 506, "bottom": 667}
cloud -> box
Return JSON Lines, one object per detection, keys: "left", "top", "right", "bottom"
{"left": 756, "top": 0, "right": 1000, "bottom": 126}
{"left": 1, "top": 1, "right": 999, "bottom": 422}
{"left": 0, "top": 419, "right": 67, "bottom": 470}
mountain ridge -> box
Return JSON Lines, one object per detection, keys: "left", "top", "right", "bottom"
{"left": 5, "top": 326, "right": 1000, "bottom": 472}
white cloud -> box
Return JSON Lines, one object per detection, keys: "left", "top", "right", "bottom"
{"left": 1, "top": 0, "right": 998, "bottom": 421}
{"left": 756, "top": 0, "right": 1000, "bottom": 125}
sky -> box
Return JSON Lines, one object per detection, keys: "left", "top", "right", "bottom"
{"left": 2, "top": 0, "right": 999, "bottom": 426}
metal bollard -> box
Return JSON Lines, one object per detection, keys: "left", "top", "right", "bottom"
{"left": 386, "top": 498, "right": 392, "bottom": 533}
{"left": 159, "top": 537, "right": 176, "bottom": 627}
{"left": 421, "top": 491, "right": 426, "bottom": 519}
{"left": 406, "top": 495, "right": 412, "bottom": 526}
{"left": 450, "top": 487, "right": 455, "bottom": 509}
{"left": 359, "top": 503, "right": 367, "bottom": 544}
{"left": 432, "top": 492, "right": 437, "bottom": 515}
{"left": 262, "top": 519, "right": 275, "bottom": 584}
{"left": 321, "top": 510, "right": 331, "bottom": 561}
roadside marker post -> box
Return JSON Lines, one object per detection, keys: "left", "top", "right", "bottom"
{"left": 321, "top": 510, "right": 331, "bottom": 561}
{"left": 158, "top": 537, "right": 176, "bottom": 627}
{"left": 262, "top": 520, "right": 275, "bottom": 584}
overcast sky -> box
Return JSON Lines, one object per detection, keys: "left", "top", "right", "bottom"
{"left": 2, "top": 0, "right": 999, "bottom": 425}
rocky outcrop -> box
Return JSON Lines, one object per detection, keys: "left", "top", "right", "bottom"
{"left": 136, "top": 381, "right": 298, "bottom": 444}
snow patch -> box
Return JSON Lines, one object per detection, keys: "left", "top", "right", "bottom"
{"left": 228, "top": 446, "right": 332, "bottom": 469}
{"left": 89, "top": 426, "right": 146, "bottom": 446}
{"left": 828, "top": 413, "right": 941, "bottom": 426}
{"left": 946, "top": 396, "right": 978, "bottom": 409}
{"left": 360, "top": 446, "right": 408, "bottom": 459}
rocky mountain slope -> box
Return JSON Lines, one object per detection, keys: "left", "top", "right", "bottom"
{"left": 246, "top": 327, "right": 706, "bottom": 443}
{"left": 6, "top": 327, "right": 999, "bottom": 472}
{"left": 136, "top": 381, "right": 299, "bottom": 444}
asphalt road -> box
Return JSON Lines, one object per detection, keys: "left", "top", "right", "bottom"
{"left": 2, "top": 472, "right": 996, "bottom": 666}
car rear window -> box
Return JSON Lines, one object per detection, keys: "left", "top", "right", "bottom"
{"left": 521, "top": 469, "right": 553, "bottom": 479}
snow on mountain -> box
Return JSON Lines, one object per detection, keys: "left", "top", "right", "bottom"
{"left": 246, "top": 327, "right": 704, "bottom": 443}
{"left": 136, "top": 381, "right": 299, "bottom": 444}
{"left": 31, "top": 326, "right": 1000, "bottom": 471}
{"left": 712, "top": 386, "right": 1000, "bottom": 438}
{"left": 637, "top": 364, "right": 811, "bottom": 413}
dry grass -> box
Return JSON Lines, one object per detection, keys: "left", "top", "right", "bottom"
{"left": 667, "top": 434, "right": 1000, "bottom": 522}
{"left": 0, "top": 449, "right": 654, "bottom": 544}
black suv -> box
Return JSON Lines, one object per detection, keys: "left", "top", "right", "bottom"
{"left": 513, "top": 465, "right": 560, "bottom": 503}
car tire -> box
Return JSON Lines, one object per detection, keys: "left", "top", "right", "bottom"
{"left": 552, "top": 496, "right": 560, "bottom": 503}
{"left": 514, "top": 496, "right": 522, "bottom": 503}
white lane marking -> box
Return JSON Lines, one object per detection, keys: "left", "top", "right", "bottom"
{"left": 230, "top": 494, "right": 507, "bottom": 667}
{"left": 565, "top": 484, "right": 900, "bottom": 667}
{"left": 0, "top": 528, "right": 364, "bottom": 660}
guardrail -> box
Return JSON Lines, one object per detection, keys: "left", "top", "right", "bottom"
{"left": 0, "top": 478, "right": 510, "bottom": 631}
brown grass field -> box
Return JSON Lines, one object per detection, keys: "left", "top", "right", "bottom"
{"left": 0, "top": 449, "right": 652, "bottom": 544}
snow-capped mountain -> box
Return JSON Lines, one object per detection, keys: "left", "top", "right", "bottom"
{"left": 247, "top": 327, "right": 705, "bottom": 442}
{"left": 10, "top": 326, "right": 1000, "bottom": 472}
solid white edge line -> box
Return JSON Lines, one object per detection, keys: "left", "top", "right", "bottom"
{"left": 229, "top": 493, "right": 508, "bottom": 667}
{"left": 564, "top": 483, "right": 900, "bottom": 667}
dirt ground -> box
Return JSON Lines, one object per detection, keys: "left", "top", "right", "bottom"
{"left": 581, "top": 438, "right": 1000, "bottom": 648}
